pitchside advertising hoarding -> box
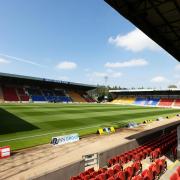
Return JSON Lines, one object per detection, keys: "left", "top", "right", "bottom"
{"left": 0, "top": 146, "right": 10, "bottom": 159}
{"left": 51, "top": 133, "right": 79, "bottom": 145}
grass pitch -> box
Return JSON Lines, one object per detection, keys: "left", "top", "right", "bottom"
{"left": 0, "top": 103, "right": 179, "bottom": 150}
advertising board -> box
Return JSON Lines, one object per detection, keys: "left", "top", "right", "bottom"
{"left": 51, "top": 133, "right": 79, "bottom": 145}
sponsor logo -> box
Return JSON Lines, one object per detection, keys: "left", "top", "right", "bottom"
{"left": 51, "top": 133, "right": 79, "bottom": 145}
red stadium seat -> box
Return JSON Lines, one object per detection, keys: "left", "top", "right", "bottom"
{"left": 106, "top": 169, "right": 114, "bottom": 178}
{"left": 155, "top": 159, "right": 167, "bottom": 173}
{"left": 176, "top": 166, "right": 180, "bottom": 176}
{"left": 88, "top": 167, "right": 95, "bottom": 173}
{"left": 107, "top": 176, "right": 115, "bottom": 180}
{"left": 141, "top": 169, "right": 153, "bottom": 180}
{"left": 170, "top": 172, "right": 180, "bottom": 180}
{"left": 149, "top": 163, "right": 160, "bottom": 178}
{"left": 158, "top": 98, "right": 174, "bottom": 107}
{"left": 133, "top": 153, "right": 143, "bottom": 161}
{"left": 124, "top": 166, "right": 134, "bottom": 180}
{"left": 132, "top": 175, "right": 143, "bottom": 180}
{"left": 119, "top": 155, "right": 128, "bottom": 164}
{"left": 2, "top": 87, "right": 19, "bottom": 101}
{"left": 174, "top": 99, "right": 180, "bottom": 107}
{"left": 97, "top": 168, "right": 107, "bottom": 174}
{"left": 132, "top": 161, "right": 142, "bottom": 175}
{"left": 82, "top": 175, "right": 90, "bottom": 180}
{"left": 116, "top": 171, "right": 125, "bottom": 180}
{"left": 108, "top": 158, "right": 116, "bottom": 167}
{"left": 112, "top": 164, "right": 122, "bottom": 174}
{"left": 150, "top": 150, "right": 160, "bottom": 161}
{"left": 95, "top": 173, "right": 106, "bottom": 180}
{"left": 90, "top": 171, "right": 99, "bottom": 177}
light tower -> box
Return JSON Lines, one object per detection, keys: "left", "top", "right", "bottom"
{"left": 104, "top": 75, "right": 108, "bottom": 87}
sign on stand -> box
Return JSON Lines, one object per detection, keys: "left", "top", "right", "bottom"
{"left": 82, "top": 153, "right": 98, "bottom": 167}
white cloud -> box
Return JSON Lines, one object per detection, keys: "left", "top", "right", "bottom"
{"left": 151, "top": 76, "right": 168, "bottom": 83}
{"left": 56, "top": 61, "right": 77, "bottom": 70}
{"left": 105, "top": 58, "right": 148, "bottom": 68}
{"left": 108, "top": 28, "right": 160, "bottom": 52}
{"left": 0, "top": 58, "right": 10, "bottom": 64}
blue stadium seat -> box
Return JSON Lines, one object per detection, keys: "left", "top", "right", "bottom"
{"left": 31, "top": 95, "right": 46, "bottom": 101}
{"left": 134, "top": 98, "right": 146, "bottom": 105}
{"left": 145, "top": 98, "right": 160, "bottom": 106}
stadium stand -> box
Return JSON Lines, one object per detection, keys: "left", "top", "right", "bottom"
{"left": 0, "top": 86, "right": 94, "bottom": 103}
{"left": 26, "top": 88, "right": 46, "bottom": 102}
{"left": 83, "top": 94, "right": 96, "bottom": 102}
{"left": 111, "top": 96, "right": 180, "bottom": 109}
{"left": 71, "top": 129, "right": 177, "bottom": 179}
{"left": 0, "top": 73, "right": 96, "bottom": 103}
{"left": 158, "top": 99, "right": 174, "bottom": 107}
{"left": 16, "top": 87, "right": 29, "bottom": 101}
{"left": 68, "top": 91, "right": 86, "bottom": 102}
{"left": 110, "top": 89, "right": 180, "bottom": 108}
{"left": 41, "top": 89, "right": 70, "bottom": 102}
{"left": 112, "top": 97, "right": 135, "bottom": 104}
{"left": 134, "top": 98, "right": 146, "bottom": 106}
{"left": 174, "top": 99, "right": 180, "bottom": 107}
{"left": 42, "top": 89, "right": 55, "bottom": 102}
{"left": 53, "top": 89, "right": 71, "bottom": 102}
{"left": 0, "top": 86, "right": 4, "bottom": 102}
{"left": 144, "top": 98, "right": 160, "bottom": 106}
{"left": 2, "top": 86, "right": 19, "bottom": 101}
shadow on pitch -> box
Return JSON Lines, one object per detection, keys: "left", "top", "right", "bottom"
{"left": 0, "top": 108, "right": 39, "bottom": 135}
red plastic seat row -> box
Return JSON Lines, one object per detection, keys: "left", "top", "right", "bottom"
{"left": 71, "top": 129, "right": 176, "bottom": 180}
{"left": 71, "top": 168, "right": 95, "bottom": 180}
{"left": 107, "top": 129, "right": 177, "bottom": 167}
{"left": 174, "top": 99, "right": 180, "bottom": 107}
{"left": 71, "top": 161, "right": 141, "bottom": 180}
{"left": 158, "top": 98, "right": 174, "bottom": 106}
{"left": 2, "top": 86, "right": 19, "bottom": 101}
{"left": 132, "top": 159, "right": 167, "bottom": 180}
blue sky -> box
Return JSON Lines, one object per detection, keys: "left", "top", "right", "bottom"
{"left": 0, "top": 0, "right": 179, "bottom": 88}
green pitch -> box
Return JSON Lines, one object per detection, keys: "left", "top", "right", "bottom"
{"left": 0, "top": 103, "right": 179, "bottom": 150}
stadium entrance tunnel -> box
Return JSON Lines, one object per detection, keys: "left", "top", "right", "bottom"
{"left": 0, "top": 108, "right": 39, "bottom": 135}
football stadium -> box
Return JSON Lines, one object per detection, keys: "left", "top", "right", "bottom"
{"left": 0, "top": 0, "right": 180, "bottom": 180}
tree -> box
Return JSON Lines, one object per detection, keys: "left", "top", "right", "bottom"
{"left": 168, "top": 85, "right": 177, "bottom": 88}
